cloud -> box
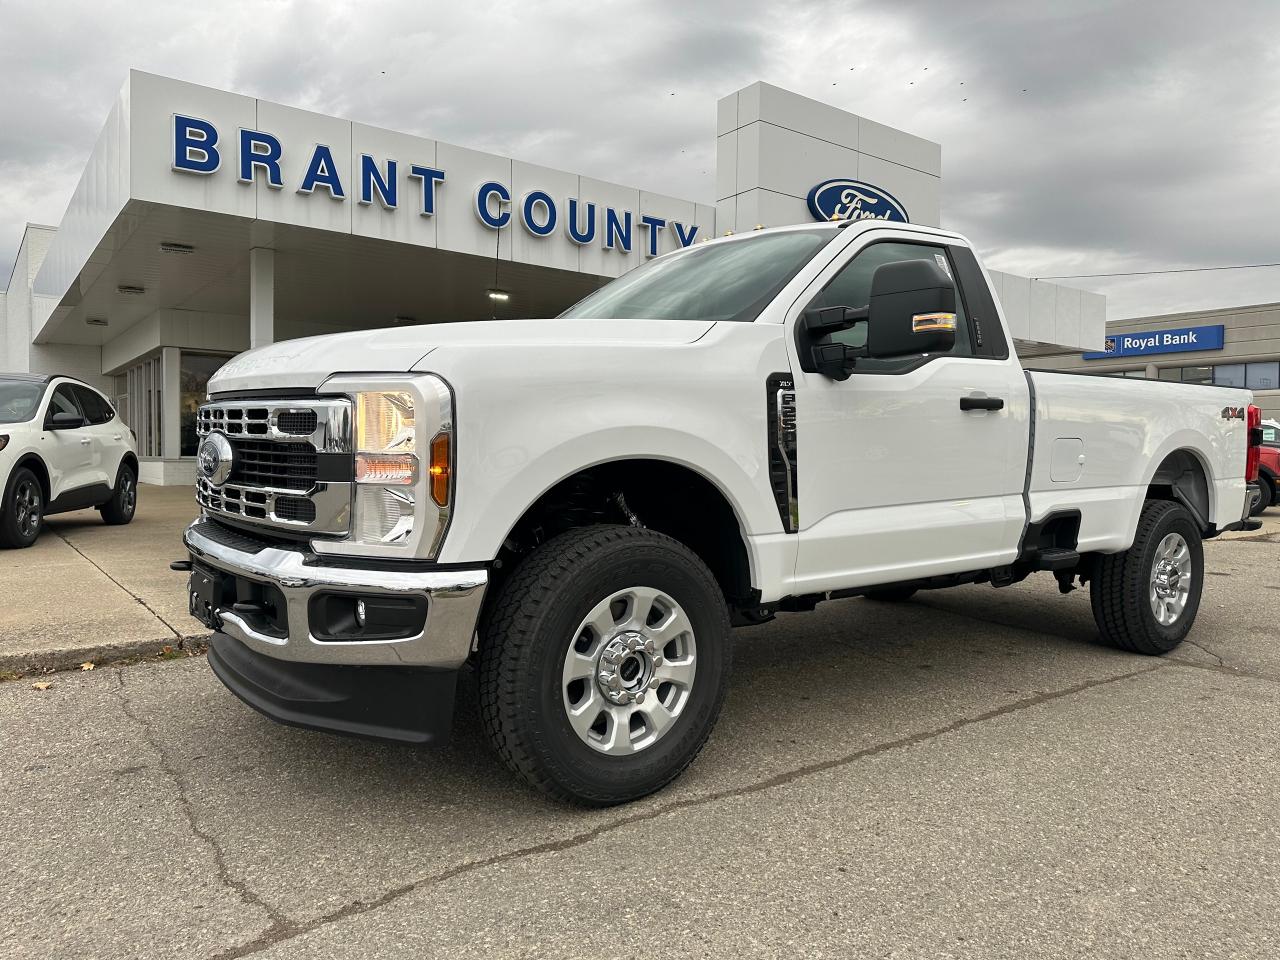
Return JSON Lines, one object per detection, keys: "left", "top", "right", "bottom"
{"left": 2, "top": 0, "right": 1278, "bottom": 320}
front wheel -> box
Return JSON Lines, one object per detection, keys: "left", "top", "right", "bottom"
{"left": 478, "top": 525, "right": 731, "bottom": 806}
{"left": 0, "top": 467, "right": 44, "bottom": 549}
{"left": 99, "top": 463, "right": 138, "bottom": 525}
{"left": 1090, "top": 499, "right": 1203, "bottom": 655}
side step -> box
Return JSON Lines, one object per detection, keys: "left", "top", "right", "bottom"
{"left": 1034, "top": 547, "right": 1080, "bottom": 571}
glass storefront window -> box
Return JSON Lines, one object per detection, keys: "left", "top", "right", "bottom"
{"left": 1179, "top": 366, "right": 1214, "bottom": 385}
{"left": 180, "top": 353, "right": 229, "bottom": 456}
{"left": 1213, "top": 364, "right": 1246, "bottom": 388}
{"left": 1245, "top": 362, "right": 1279, "bottom": 391}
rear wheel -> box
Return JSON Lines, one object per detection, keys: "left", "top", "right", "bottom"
{"left": 478, "top": 525, "right": 731, "bottom": 806}
{"left": 1090, "top": 499, "right": 1203, "bottom": 655}
{"left": 99, "top": 463, "right": 138, "bottom": 525}
{"left": 1, "top": 467, "right": 44, "bottom": 549}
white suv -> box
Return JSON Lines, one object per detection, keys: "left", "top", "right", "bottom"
{"left": 0, "top": 374, "right": 139, "bottom": 548}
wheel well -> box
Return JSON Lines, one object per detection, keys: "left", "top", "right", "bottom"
{"left": 1147, "top": 449, "right": 1211, "bottom": 532}
{"left": 12, "top": 454, "right": 51, "bottom": 501}
{"left": 495, "top": 460, "right": 753, "bottom": 607}
{"left": 121, "top": 452, "right": 139, "bottom": 477}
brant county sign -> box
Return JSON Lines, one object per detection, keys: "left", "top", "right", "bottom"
{"left": 170, "top": 114, "right": 700, "bottom": 257}
{"left": 806, "top": 179, "right": 909, "bottom": 224}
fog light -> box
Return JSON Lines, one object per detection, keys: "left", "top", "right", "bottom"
{"left": 355, "top": 599, "right": 368, "bottom": 627}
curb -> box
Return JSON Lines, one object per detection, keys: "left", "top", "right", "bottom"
{"left": 0, "top": 634, "right": 210, "bottom": 678}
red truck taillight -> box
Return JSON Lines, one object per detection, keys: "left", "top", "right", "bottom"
{"left": 1246, "top": 404, "right": 1262, "bottom": 482}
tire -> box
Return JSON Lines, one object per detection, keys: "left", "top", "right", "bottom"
{"left": 478, "top": 524, "right": 732, "bottom": 806}
{"left": 99, "top": 462, "right": 138, "bottom": 525}
{"left": 863, "top": 586, "right": 918, "bottom": 602}
{"left": 0, "top": 467, "right": 45, "bottom": 549}
{"left": 1250, "top": 475, "right": 1273, "bottom": 516}
{"left": 1090, "top": 499, "right": 1203, "bottom": 655}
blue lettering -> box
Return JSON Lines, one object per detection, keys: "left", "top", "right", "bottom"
{"left": 475, "top": 181, "right": 511, "bottom": 228}
{"left": 521, "top": 191, "right": 558, "bottom": 237}
{"left": 359, "top": 155, "right": 398, "bottom": 208}
{"left": 298, "top": 144, "right": 346, "bottom": 199}
{"left": 567, "top": 198, "right": 596, "bottom": 244}
{"left": 408, "top": 165, "right": 446, "bottom": 215}
{"left": 605, "top": 208, "right": 632, "bottom": 252}
{"left": 238, "top": 129, "right": 283, "bottom": 187}
{"left": 640, "top": 215, "right": 666, "bottom": 257}
{"left": 673, "top": 221, "right": 699, "bottom": 247}
{"left": 173, "top": 115, "right": 219, "bottom": 174}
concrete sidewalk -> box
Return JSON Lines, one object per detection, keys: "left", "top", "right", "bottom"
{"left": 0, "top": 484, "right": 203, "bottom": 675}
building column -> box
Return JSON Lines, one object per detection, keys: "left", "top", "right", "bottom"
{"left": 1145, "top": 362, "right": 1160, "bottom": 380}
{"left": 161, "top": 346, "right": 181, "bottom": 461}
{"left": 250, "top": 247, "right": 275, "bottom": 349}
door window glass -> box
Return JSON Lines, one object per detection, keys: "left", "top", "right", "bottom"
{"left": 46, "top": 384, "right": 82, "bottom": 424}
{"left": 72, "top": 386, "right": 115, "bottom": 424}
{"left": 807, "top": 241, "right": 975, "bottom": 372}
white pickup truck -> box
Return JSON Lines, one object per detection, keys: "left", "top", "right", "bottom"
{"left": 181, "top": 221, "right": 1265, "bottom": 805}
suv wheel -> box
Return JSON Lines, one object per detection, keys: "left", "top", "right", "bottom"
{"left": 1090, "top": 499, "right": 1203, "bottom": 655}
{"left": 100, "top": 463, "right": 138, "bottom": 525}
{"left": 478, "top": 525, "right": 731, "bottom": 806}
{"left": 1, "top": 467, "right": 45, "bottom": 549}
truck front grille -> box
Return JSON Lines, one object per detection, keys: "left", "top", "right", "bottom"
{"left": 196, "top": 397, "right": 353, "bottom": 536}
{"left": 231, "top": 439, "right": 319, "bottom": 491}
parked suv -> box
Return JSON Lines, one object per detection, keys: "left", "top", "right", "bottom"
{"left": 0, "top": 374, "right": 139, "bottom": 548}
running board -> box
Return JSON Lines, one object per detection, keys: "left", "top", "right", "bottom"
{"left": 1034, "top": 547, "right": 1080, "bottom": 571}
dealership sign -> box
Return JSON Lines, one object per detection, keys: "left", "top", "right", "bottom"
{"left": 1083, "top": 324, "right": 1225, "bottom": 360}
{"left": 806, "top": 178, "right": 909, "bottom": 223}
{"left": 170, "top": 115, "right": 699, "bottom": 256}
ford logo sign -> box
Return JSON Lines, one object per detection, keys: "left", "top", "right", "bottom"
{"left": 197, "top": 431, "right": 234, "bottom": 487}
{"left": 806, "top": 179, "right": 909, "bottom": 224}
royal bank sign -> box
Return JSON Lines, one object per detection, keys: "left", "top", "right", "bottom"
{"left": 170, "top": 115, "right": 700, "bottom": 256}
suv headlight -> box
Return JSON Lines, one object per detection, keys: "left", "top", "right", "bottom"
{"left": 313, "top": 374, "right": 454, "bottom": 560}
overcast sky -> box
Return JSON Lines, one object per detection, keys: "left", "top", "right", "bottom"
{"left": 2, "top": 0, "right": 1277, "bottom": 319}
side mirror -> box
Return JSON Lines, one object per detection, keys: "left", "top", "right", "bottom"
{"left": 48, "top": 411, "right": 85, "bottom": 430}
{"left": 865, "top": 259, "right": 958, "bottom": 359}
{"left": 796, "top": 305, "right": 869, "bottom": 381}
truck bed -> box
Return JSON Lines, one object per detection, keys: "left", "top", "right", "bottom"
{"left": 1024, "top": 369, "right": 1251, "bottom": 552}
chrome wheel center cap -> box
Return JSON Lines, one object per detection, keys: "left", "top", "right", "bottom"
{"left": 1154, "top": 560, "right": 1181, "bottom": 598}
{"left": 596, "top": 631, "right": 663, "bottom": 705}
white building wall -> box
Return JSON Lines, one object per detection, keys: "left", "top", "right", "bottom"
{"left": 716, "top": 82, "right": 942, "bottom": 233}
{"left": 988, "top": 268, "right": 1105, "bottom": 352}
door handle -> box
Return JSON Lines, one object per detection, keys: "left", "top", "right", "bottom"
{"left": 112, "top": 435, "right": 121, "bottom": 441}
{"left": 80, "top": 437, "right": 92, "bottom": 445}
{"left": 960, "top": 395, "right": 1004, "bottom": 411}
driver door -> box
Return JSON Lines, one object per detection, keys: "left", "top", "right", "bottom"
{"left": 786, "top": 234, "right": 1030, "bottom": 594}
{"left": 43, "top": 383, "right": 94, "bottom": 500}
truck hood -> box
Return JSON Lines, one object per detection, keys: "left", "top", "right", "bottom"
{"left": 209, "top": 318, "right": 716, "bottom": 394}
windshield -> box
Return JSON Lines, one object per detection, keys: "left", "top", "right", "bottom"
{"left": 0, "top": 379, "right": 44, "bottom": 424}
{"left": 560, "top": 229, "right": 833, "bottom": 322}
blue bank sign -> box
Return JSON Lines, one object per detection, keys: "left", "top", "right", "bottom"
{"left": 807, "top": 179, "right": 909, "bottom": 224}
{"left": 169, "top": 114, "right": 700, "bottom": 257}
{"left": 1083, "top": 324, "right": 1225, "bottom": 360}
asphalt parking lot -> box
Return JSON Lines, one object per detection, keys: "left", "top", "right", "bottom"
{"left": 2, "top": 516, "right": 1278, "bottom": 959}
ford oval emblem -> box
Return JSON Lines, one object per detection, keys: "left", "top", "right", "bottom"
{"left": 806, "top": 179, "right": 909, "bottom": 224}
{"left": 197, "top": 431, "right": 234, "bottom": 487}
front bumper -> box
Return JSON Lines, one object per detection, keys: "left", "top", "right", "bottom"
{"left": 182, "top": 516, "right": 488, "bottom": 668}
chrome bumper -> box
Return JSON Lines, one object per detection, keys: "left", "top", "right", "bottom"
{"left": 182, "top": 517, "right": 487, "bottom": 668}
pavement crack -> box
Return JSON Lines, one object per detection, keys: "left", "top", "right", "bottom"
{"left": 211, "top": 663, "right": 1161, "bottom": 959}
{"left": 51, "top": 529, "right": 187, "bottom": 641}
{"left": 1181, "top": 638, "right": 1226, "bottom": 668}
{"left": 111, "top": 668, "right": 294, "bottom": 940}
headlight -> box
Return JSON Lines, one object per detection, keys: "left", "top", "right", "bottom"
{"left": 313, "top": 375, "right": 454, "bottom": 560}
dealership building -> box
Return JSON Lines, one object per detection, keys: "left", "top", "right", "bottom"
{"left": 1, "top": 71, "right": 1110, "bottom": 484}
